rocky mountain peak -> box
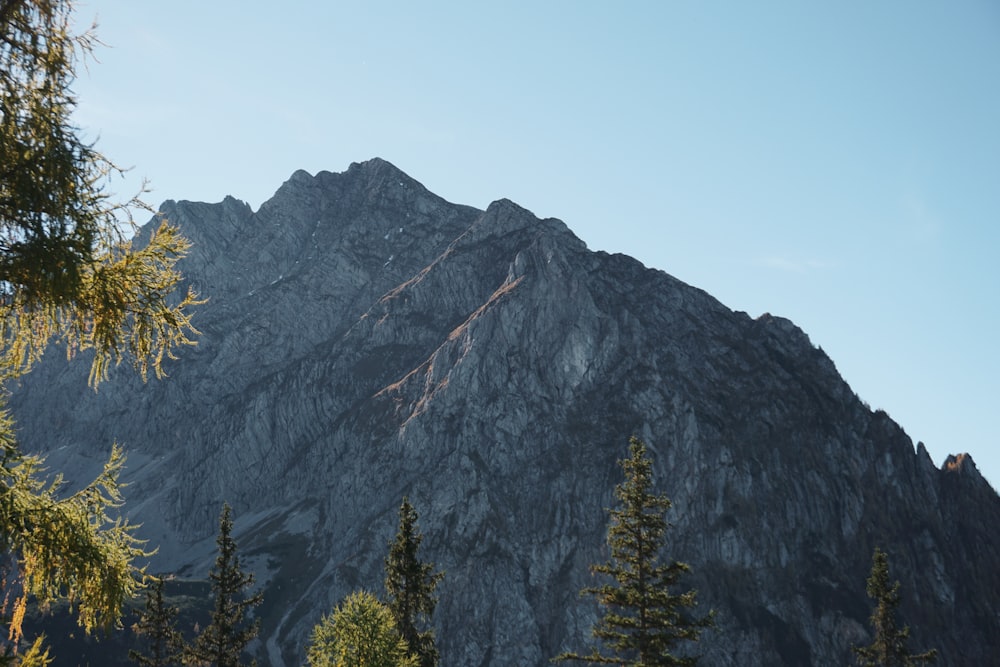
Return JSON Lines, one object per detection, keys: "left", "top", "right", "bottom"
{"left": 10, "top": 160, "right": 1000, "bottom": 666}
{"left": 945, "top": 452, "right": 975, "bottom": 474}
{"left": 943, "top": 452, "right": 995, "bottom": 495}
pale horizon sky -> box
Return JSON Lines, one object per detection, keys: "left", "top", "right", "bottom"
{"left": 72, "top": 2, "right": 999, "bottom": 487}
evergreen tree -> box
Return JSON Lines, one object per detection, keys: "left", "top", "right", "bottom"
{"left": 185, "top": 504, "right": 262, "bottom": 667}
{"left": 306, "top": 590, "right": 417, "bottom": 667}
{"left": 129, "top": 577, "right": 184, "bottom": 667}
{"left": 853, "top": 547, "right": 937, "bottom": 666}
{"left": 0, "top": 0, "right": 200, "bottom": 654}
{"left": 556, "top": 437, "right": 713, "bottom": 666}
{"left": 384, "top": 497, "right": 443, "bottom": 667}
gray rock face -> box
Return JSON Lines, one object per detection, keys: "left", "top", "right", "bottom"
{"left": 12, "top": 158, "right": 1000, "bottom": 665}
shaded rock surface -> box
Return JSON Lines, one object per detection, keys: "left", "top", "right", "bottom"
{"left": 12, "top": 158, "right": 1000, "bottom": 665}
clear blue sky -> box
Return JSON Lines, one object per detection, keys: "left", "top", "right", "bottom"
{"left": 72, "top": 2, "right": 999, "bottom": 487}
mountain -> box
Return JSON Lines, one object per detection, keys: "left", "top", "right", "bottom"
{"left": 11, "top": 158, "right": 1000, "bottom": 665}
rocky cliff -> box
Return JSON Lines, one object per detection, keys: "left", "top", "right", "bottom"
{"left": 12, "top": 158, "right": 1000, "bottom": 665}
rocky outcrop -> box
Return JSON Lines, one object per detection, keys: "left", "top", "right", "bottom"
{"left": 12, "top": 158, "right": 1000, "bottom": 665}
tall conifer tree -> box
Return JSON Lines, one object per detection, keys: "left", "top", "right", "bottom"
{"left": 556, "top": 437, "right": 713, "bottom": 666}
{"left": 853, "top": 547, "right": 937, "bottom": 666}
{"left": 186, "top": 504, "right": 262, "bottom": 667}
{"left": 384, "top": 497, "right": 444, "bottom": 667}
{"left": 129, "top": 577, "right": 183, "bottom": 667}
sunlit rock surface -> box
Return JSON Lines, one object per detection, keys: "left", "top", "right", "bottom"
{"left": 13, "top": 159, "right": 1000, "bottom": 666}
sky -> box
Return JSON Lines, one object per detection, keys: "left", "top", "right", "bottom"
{"left": 71, "top": 2, "right": 999, "bottom": 487}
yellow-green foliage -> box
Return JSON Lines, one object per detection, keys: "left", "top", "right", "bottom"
{"left": 0, "top": 0, "right": 203, "bottom": 388}
{"left": 0, "top": 421, "right": 149, "bottom": 644}
{"left": 0, "top": 0, "right": 201, "bottom": 657}
{"left": 13, "top": 635, "right": 52, "bottom": 667}
{"left": 0, "top": 220, "right": 202, "bottom": 387}
{"left": 307, "top": 591, "right": 418, "bottom": 667}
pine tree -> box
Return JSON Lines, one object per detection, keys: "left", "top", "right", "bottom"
{"left": 306, "top": 590, "right": 418, "bottom": 667}
{"left": 853, "top": 547, "right": 937, "bottom": 666}
{"left": 556, "top": 437, "right": 713, "bottom": 666}
{"left": 384, "top": 497, "right": 444, "bottom": 667}
{"left": 185, "top": 504, "right": 263, "bottom": 667}
{"left": 129, "top": 577, "right": 184, "bottom": 667}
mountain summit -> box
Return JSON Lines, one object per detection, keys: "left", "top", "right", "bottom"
{"left": 13, "top": 159, "right": 1000, "bottom": 665}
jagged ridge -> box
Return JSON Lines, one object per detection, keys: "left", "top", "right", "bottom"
{"left": 11, "top": 158, "right": 1000, "bottom": 666}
